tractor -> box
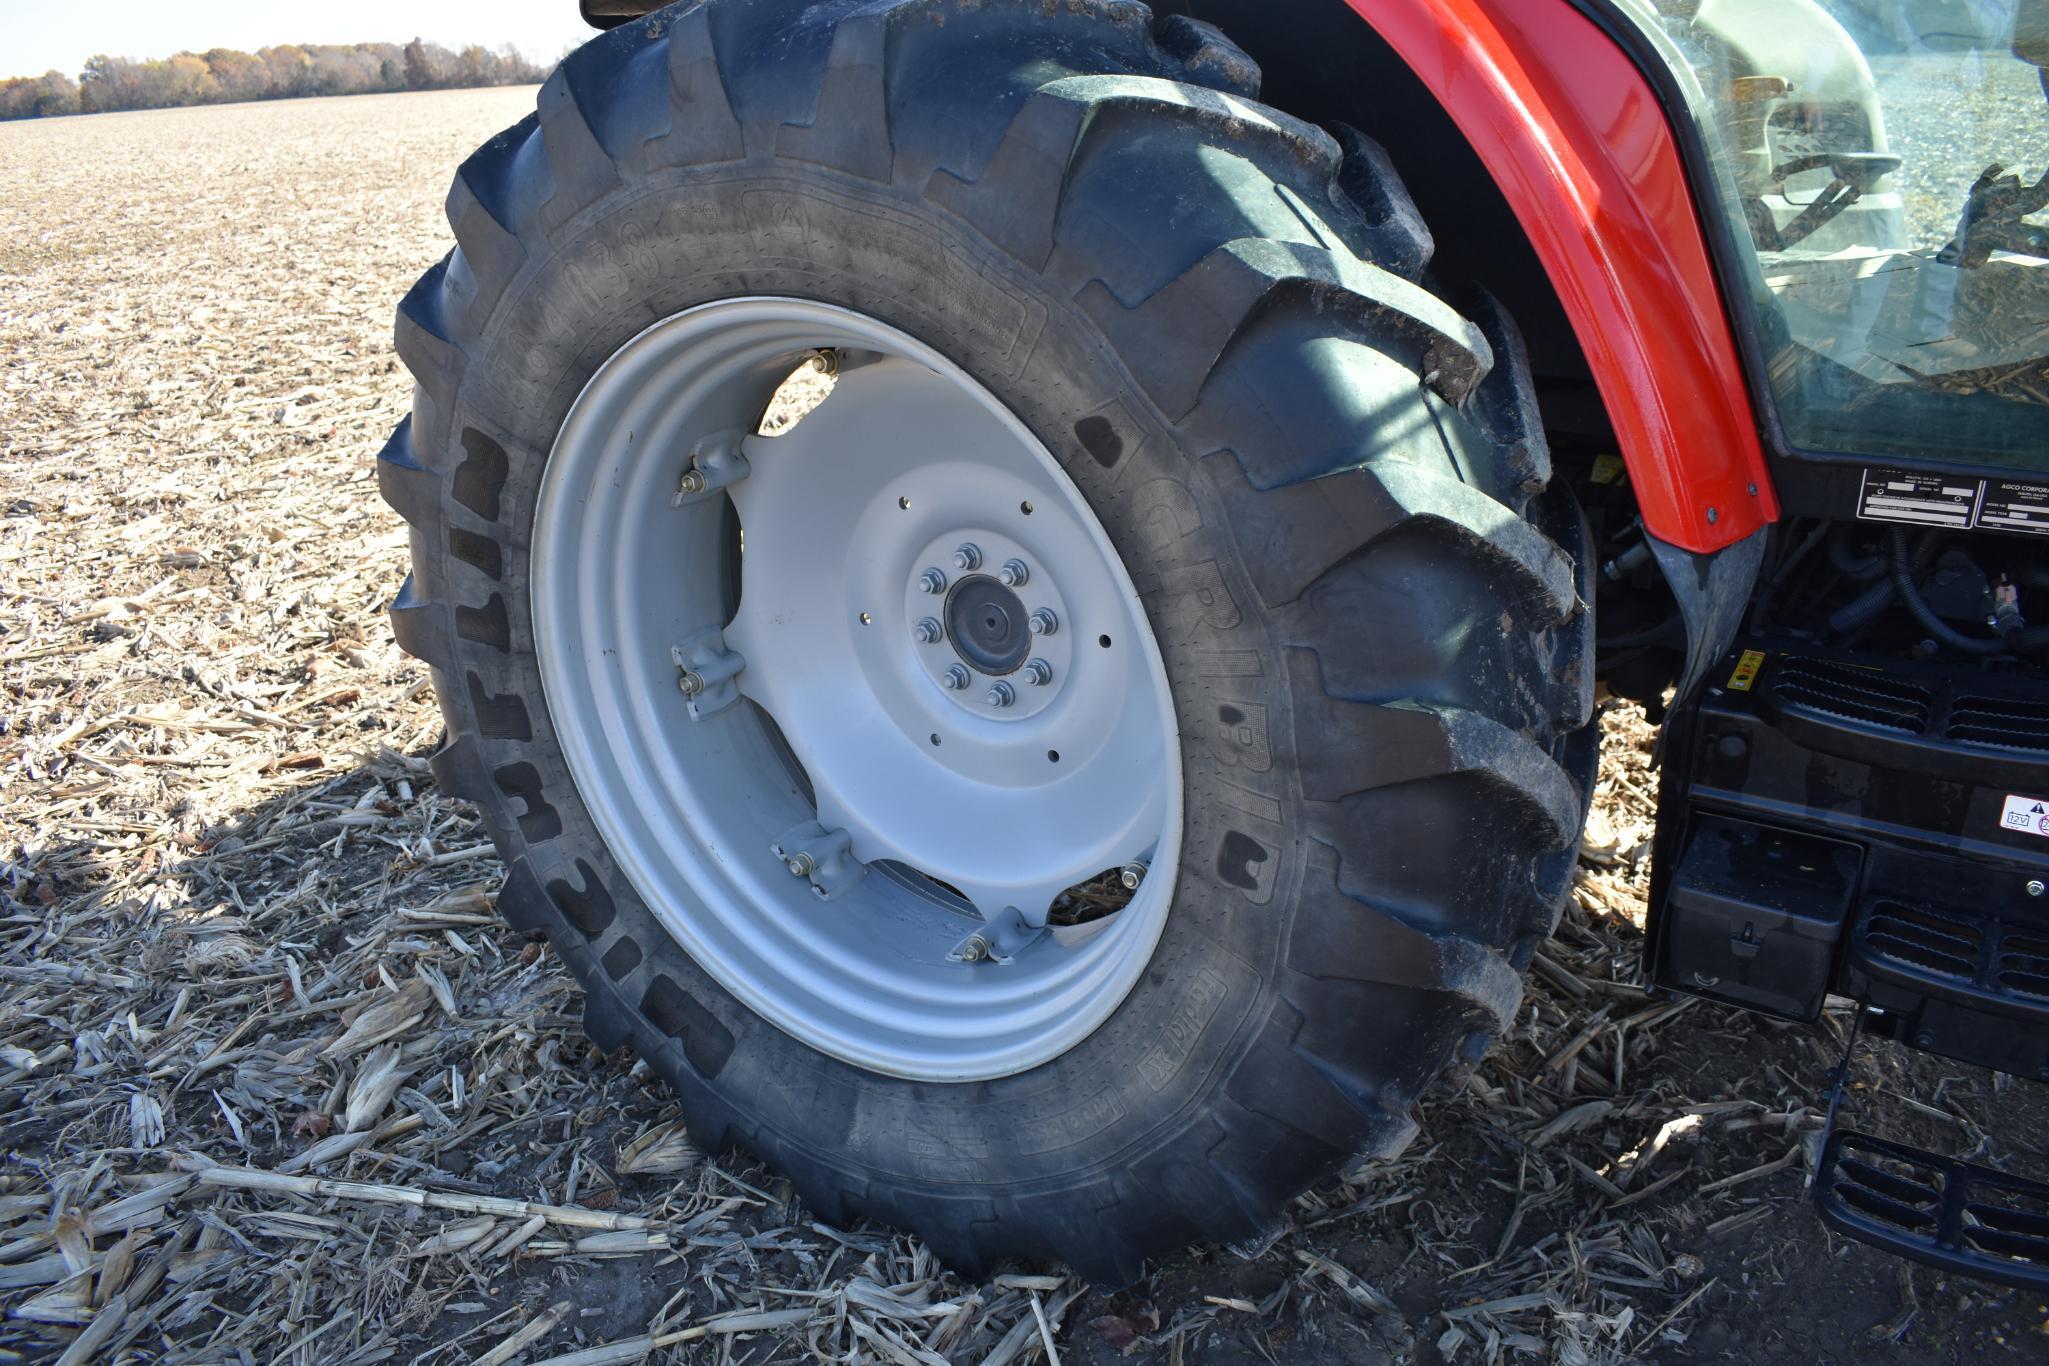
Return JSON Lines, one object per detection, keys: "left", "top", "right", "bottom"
{"left": 377, "top": 0, "right": 2049, "bottom": 1286}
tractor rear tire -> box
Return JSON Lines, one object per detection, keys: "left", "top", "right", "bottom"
{"left": 381, "top": 0, "right": 1595, "bottom": 1281}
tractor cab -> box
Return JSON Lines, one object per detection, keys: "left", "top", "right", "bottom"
{"left": 1618, "top": 0, "right": 2049, "bottom": 1289}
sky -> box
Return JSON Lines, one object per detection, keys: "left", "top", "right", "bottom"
{"left": 2, "top": 0, "right": 598, "bottom": 81}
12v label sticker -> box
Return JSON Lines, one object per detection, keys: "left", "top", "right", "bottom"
{"left": 1999, "top": 793, "right": 2049, "bottom": 839}
{"left": 1858, "top": 468, "right": 2049, "bottom": 538}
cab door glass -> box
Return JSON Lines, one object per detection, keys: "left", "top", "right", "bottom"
{"left": 1623, "top": 0, "right": 2048, "bottom": 469}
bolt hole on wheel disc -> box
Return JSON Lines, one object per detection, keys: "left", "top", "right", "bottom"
{"left": 532, "top": 299, "right": 1181, "bottom": 1081}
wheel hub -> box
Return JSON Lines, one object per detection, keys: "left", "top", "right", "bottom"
{"left": 530, "top": 297, "right": 1181, "bottom": 1081}
{"left": 903, "top": 524, "right": 1073, "bottom": 722}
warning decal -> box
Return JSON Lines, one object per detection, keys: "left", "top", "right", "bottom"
{"left": 1727, "top": 648, "right": 1766, "bottom": 691}
{"left": 1999, "top": 793, "right": 2049, "bottom": 839}
{"left": 1978, "top": 479, "right": 2049, "bottom": 538}
{"left": 1857, "top": 468, "right": 1979, "bottom": 529}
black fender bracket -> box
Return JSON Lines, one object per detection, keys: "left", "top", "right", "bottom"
{"left": 1647, "top": 526, "right": 1767, "bottom": 706}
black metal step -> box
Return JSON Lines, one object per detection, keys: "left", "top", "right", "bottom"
{"left": 1815, "top": 1129, "right": 2049, "bottom": 1290}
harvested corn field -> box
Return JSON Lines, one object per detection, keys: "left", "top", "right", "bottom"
{"left": 2, "top": 87, "right": 2048, "bottom": 1365}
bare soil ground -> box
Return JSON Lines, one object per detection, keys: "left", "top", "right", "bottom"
{"left": 3, "top": 87, "right": 2048, "bottom": 1365}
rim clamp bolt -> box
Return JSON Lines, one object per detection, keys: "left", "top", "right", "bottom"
{"left": 669, "top": 430, "right": 751, "bottom": 504}
{"left": 1119, "top": 859, "right": 1149, "bottom": 891}
{"left": 986, "top": 680, "right": 1015, "bottom": 708}
{"left": 770, "top": 820, "right": 864, "bottom": 900}
{"left": 953, "top": 543, "right": 983, "bottom": 571}
{"left": 1023, "top": 658, "right": 1053, "bottom": 686}
{"left": 671, "top": 629, "right": 744, "bottom": 720}
{"left": 918, "top": 567, "right": 947, "bottom": 595}
{"left": 1028, "top": 608, "right": 1058, "bottom": 636}
{"left": 998, "top": 558, "right": 1030, "bottom": 587}
{"left": 942, "top": 664, "right": 971, "bottom": 691}
{"left": 914, "top": 617, "right": 943, "bottom": 644}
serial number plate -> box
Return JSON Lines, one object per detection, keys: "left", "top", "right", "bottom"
{"left": 1858, "top": 468, "right": 2049, "bottom": 538}
{"left": 1978, "top": 479, "right": 2049, "bottom": 537}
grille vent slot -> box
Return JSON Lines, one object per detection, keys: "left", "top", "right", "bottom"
{"left": 2000, "top": 931, "right": 2049, "bottom": 1002}
{"left": 1948, "top": 694, "right": 2049, "bottom": 754}
{"left": 1862, "top": 900, "right": 1981, "bottom": 981}
{"left": 1770, "top": 657, "right": 1933, "bottom": 734}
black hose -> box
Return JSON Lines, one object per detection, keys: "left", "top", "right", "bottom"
{"left": 1747, "top": 521, "right": 1830, "bottom": 633}
{"left": 1827, "top": 576, "right": 1896, "bottom": 635}
{"left": 1829, "top": 529, "right": 1948, "bottom": 637}
{"left": 1887, "top": 528, "right": 2009, "bottom": 656}
{"left": 1826, "top": 525, "right": 1888, "bottom": 582}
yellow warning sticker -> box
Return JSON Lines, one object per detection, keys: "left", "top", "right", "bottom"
{"left": 1590, "top": 453, "right": 1627, "bottom": 486}
{"left": 1727, "top": 649, "right": 1766, "bottom": 691}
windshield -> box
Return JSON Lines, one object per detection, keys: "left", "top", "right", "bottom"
{"left": 1615, "top": 0, "right": 2049, "bottom": 472}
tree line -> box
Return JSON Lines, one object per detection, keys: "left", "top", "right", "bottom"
{"left": 0, "top": 40, "right": 550, "bottom": 121}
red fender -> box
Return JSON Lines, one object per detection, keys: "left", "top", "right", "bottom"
{"left": 1345, "top": 0, "right": 1779, "bottom": 552}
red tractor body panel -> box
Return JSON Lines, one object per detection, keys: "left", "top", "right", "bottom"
{"left": 1345, "top": 0, "right": 1778, "bottom": 552}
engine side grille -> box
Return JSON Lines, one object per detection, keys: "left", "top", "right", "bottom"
{"left": 1948, "top": 694, "right": 2049, "bottom": 754}
{"left": 1862, "top": 900, "right": 1982, "bottom": 982}
{"left": 1770, "top": 657, "right": 1934, "bottom": 734}
{"left": 1999, "top": 931, "right": 2049, "bottom": 1002}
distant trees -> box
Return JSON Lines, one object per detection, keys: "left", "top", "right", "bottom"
{"left": 0, "top": 38, "right": 549, "bottom": 121}
{"left": 0, "top": 72, "right": 81, "bottom": 120}
{"left": 403, "top": 39, "right": 440, "bottom": 93}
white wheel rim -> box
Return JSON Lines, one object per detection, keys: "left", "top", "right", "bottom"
{"left": 531, "top": 298, "right": 1182, "bottom": 1081}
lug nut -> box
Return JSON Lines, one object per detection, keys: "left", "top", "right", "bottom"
{"left": 1023, "top": 658, "right": 1053, "bottom": 686}
{"left": 918, "top": 567, "right": 947, "bottom": 595}
{"left": 1119, "top": 860, "right": 1148, "bottom": 891}
{"left": 784, "top": 852, "right": 815, "bottom": 878}
{"left": 959, "top": 936, "right": 989, "bottom": 963}
{"left": 676, "top": 468, "right": 706, "bottom": 495}
{"left": 1028, "top": 608, "right": 1058, "bottom": 636}
{"left": 914, "top": 617, "right": 943, "bottom": 644}
{"left": 677, "top": 669, "right": 705, "bottom": 697}
{"left": 942, "top": 664, "right": 970, "bottom": 691}
{"left": 986, "top": 680, "right": 1015, "bottom": 708}
{"left": 953, "top": 543, "right": 983, "bottom": 571}
{"left": 999, "top": 558, "right": 1030, "bottom": 587}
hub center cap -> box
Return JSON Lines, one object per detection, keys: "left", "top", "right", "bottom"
{"left": 947, "top": 576, "right": 1029, "bottom": 675}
